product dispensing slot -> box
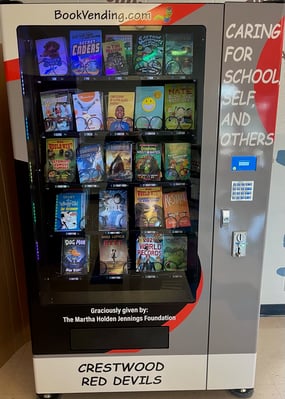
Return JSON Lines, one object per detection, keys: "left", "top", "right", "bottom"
{"left": 70, "top": 326, "right": 169, "bottom": 350}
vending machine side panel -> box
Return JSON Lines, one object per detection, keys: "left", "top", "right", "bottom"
{"left": 208, "top": 3, "right": 284, "bottom": 390}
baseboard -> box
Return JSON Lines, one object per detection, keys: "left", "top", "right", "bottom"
{"left": 260, "top": 304, "right": 285, "bottom": 316}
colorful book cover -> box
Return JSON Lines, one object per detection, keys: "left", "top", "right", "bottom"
{"left": 136, "top": 232, "right": 163, "bottom": 272}
{"left": 164, "top": 142, "right": 191, "bottom": 181}
{"left": 76, "top": 143, "right": 104, "bottom": 184}
{"left": 163, "top": 190, "right": 191, "bottom": 229}
{"left": 134, "top": 86, "right": 164, "bottom": 130}
{"left": 107, "top": 92, "right": 135, "bottom": 132}
{"left": 105, "top": 34, "right": 133, "bottom": 71}
{"left": 134, "top": 34, "right": 164, "bottom": 75}
{"left": 99, "top": 190, "right": 128, "bottom": 231}
{"left": 45, "top": 138, "right": 77, "bottom": 183}
{"left": 99, "top": 234, "right": 128, "bottom": 275}
{"left": 103, "top": 40, "right": 128, "bottom": 76}
{"left": 40, "top": 90, "right": 73, "bottom": 132}
{"left": 54, "top": 191, "right": 86, "bottom": 232}
{"left": 134, "top": 186, "right": 163, "bottom": 228}
{"left": 105, "top": 141, "right": 133, "bottom": 182}
{"left": 35, "top": 36, "right": 68, "bottom": 76}
{"left": 163, "top": 235, "right": 188, "bottom": 271}
{"left": 135, "top": 143, "right": 162, "bottom": 181}
{"left": 61, "top": 237, "right": 89, "bottom": 275}
{"left": 70, "top": 30, "right": 103, "bottom": 76}
{"left": 72, "top": 91, "right": 104, "bottom": 132}
{"left": 165, "top": 33, "right": 193, "bottom": 75}
{"left": 164, "top": 83, "right": 195, "bottom": 130}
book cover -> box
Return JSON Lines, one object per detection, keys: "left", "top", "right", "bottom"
{"left": 70, "top": 30, "right": 103, "bottom": 76}
{"left": 76, "top": 143, "right": 104, "bottom": 184}
{"left": 105, "top": 34, "right": 133, "bottom": 72}
{"left": 40, "top": 90, "right": 73, "bottom": 132}
{"left": 35, "top": 36, "right": 68, "bottom": 76}
{"left": 54, "top": 191, "right": 86, "bottom": 232}
{"left": 163, "top": 235, "right": 188, "bottom": 271}
{"left": 45, "top": 138, "right": 77, "bottom": 183}
{"left": 136, "top": 232, "right": 163, "bottom": 272}
{"left": 107, "top": 92, "right": 135, "bottom": 132}
{"left": 135, "top": 143, "right": 162, "bottom": 181}
{"left": 164, "top": 83, "right": 195, "bottom": 130}
{"left": 99, "top": 190, "right": 128, "bottom": 231}
{"left": 103, "top": 40, "right": 128, "bottom": 76}
{"left": 165, "top": 33, "right": 193, "bottom": 75}
{"left": 105, "top": 141, "right": 133, "bottom": 182}
{"left": 163, "top": 190, "right": 191, "bottom": 229}
{"left": 164, "top": 142, "right": 191, "bottom": 181}
{"left": 99, "top": 234, "right": 128, "bottom": 275}
{"left": 72, "top": 91, "right": 104, "bottom": 132}
{"left": 61, "top": 237, "right": 89, "bottom": 275}
{"left": 134, "top": 86, "right": 164, "bottom": 130}
{"left": 134, "top": 34, "right": 164, "bottom": 75}
{"left": 134, "top": 186, "right": 163, "bottom": 228}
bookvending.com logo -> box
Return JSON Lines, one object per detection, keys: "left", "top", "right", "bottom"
{"left": 54, "top": 9, "right": 153, "bottom": 23}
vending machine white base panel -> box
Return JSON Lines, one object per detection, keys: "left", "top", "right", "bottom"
{"left": 33, "top": 355, "right": 207, "bottom": 393}
{"left": 33, "top": 353, "right": 256, "bottom": 393}
{"left": 207, "top": 354, "right": 256, "bottom": 390}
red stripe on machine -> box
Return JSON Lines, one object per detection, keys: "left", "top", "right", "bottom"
{"left": 254, "top": 18, "right": 284, "bottom": 137}
{"left": 4, "top": 58, "right": 20, "bottom": 82}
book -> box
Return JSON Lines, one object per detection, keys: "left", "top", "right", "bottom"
{"left": 163, "top": 190, "right": 191, "bottom": 229}
{"left": 76, "top": 143, "right": 104, "bottom": 184}
{"left": 105, "top": 34, "right": 133, "bottom": 72}
{"left": 45, "top": 138, "right": 77, "bottom": 183}
{"left": 164, "top": 83, "right": 195, "bottom": 130}
{"left": 99, "top": 190, "right": 128, "bottom": 231}
{"left": 134, "top": 86, "right": 164, "bottom": 130}
{"left": 136, "top": 232, "right": 163, "bottom": 272}
{"left": 40, "top": 90, "right": 73, "bottom": 132}
{"left": 70, "top": 30, "right": 103, "bottom": 76}
{"left": 164, "top": 142, "right": 191, "bottom": 181}
{"left": 133, "top": 34, "right": 164, "bottom": 75}
{"left": 99, "top": 234, "right": 128, "bottom": 275}
{"left": 163, "top": 235, "right": 188, "bottom": 271}
{"left": 72, "top": 91, "right": 104, "bottom": 132}
{"left": 54, "top": 191, "right": 86, "bottom": 232}
{"left": 35, "top": 36, "right": 68, "bottom": 76}
{"left": 103, "top": 40, "right": 128, "bottom": 76}
{"left": 105, "top": 141, "right": 133, "bottom": 182}
{"left": 107, "top": 92, "right": 135, "bottom": 132}
{"left": 134, "top": 186, "right": 163, "bottom": 228}
{"left": 135, "top": 143, "right": 162, "bottom": 181}
{"left": 61, "top": 237, "right": 89, "bottom": 275}
{"left": 165, "top": 33, "right": 193, "bottom": 75}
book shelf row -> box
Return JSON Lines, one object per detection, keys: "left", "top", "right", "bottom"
{"left": 54, "top": 186, "right": 192, "bottom": 233}
{"left": 40, "top": 83, "right": 195, "bottom": 134}
{"left": 60, "top": 232, "right": 189, "bottom": 277}
{"left": 34, "top": 31, "right": 193, "bottom": 78}
{"left": 46, "top": 139, "right": 198, "bottom": 184}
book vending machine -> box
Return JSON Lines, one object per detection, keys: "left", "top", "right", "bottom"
{"left": 0, "top": 1, "right": 283, "bottom": 397}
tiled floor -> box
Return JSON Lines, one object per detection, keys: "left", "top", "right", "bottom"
{"left": 0, "top": 317, "right": 284, "bottom": 399}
